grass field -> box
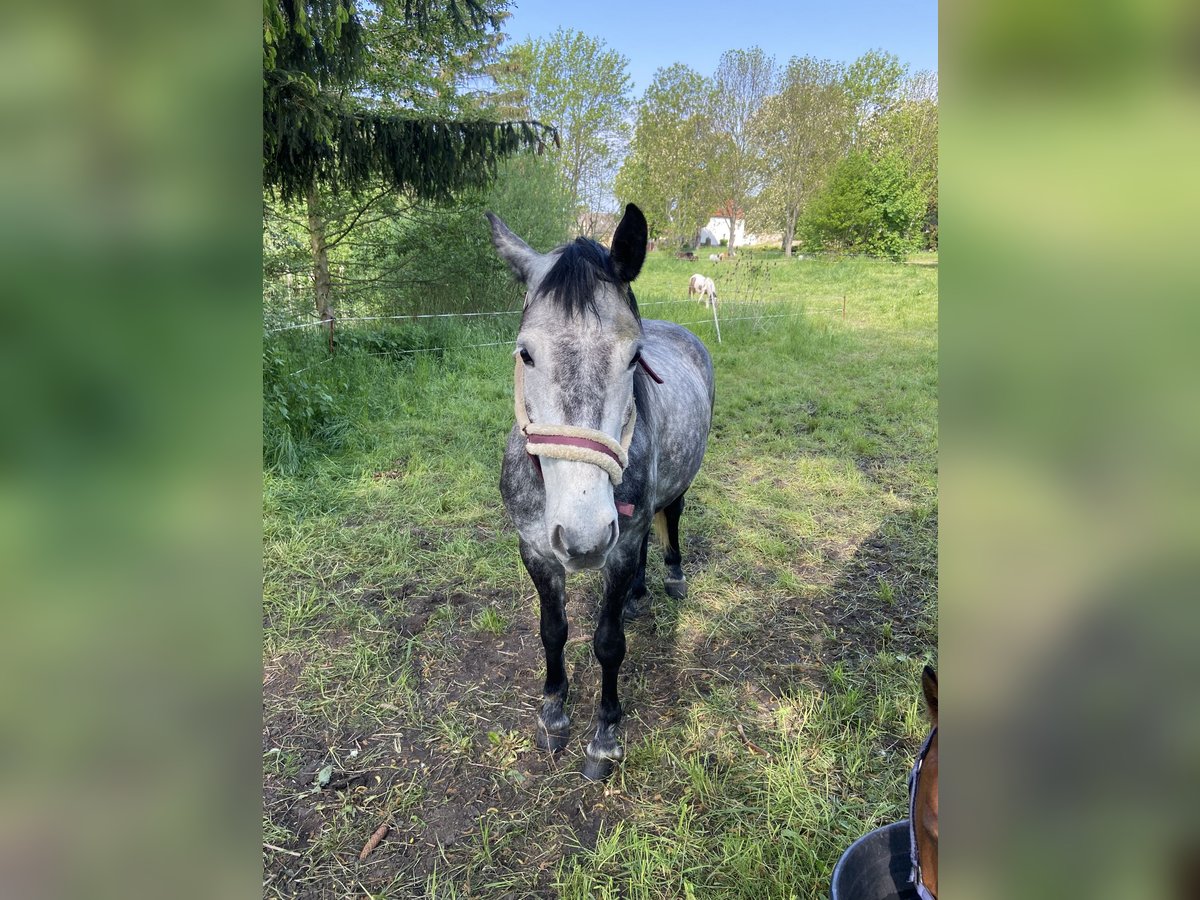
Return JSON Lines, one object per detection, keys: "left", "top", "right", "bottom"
{"left": 262, "top": 248, "right": 938, "bottom": 898}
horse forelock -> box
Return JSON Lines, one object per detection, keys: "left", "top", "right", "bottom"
{"left": 528, "top": 238, "right": 640, "bottom": 323}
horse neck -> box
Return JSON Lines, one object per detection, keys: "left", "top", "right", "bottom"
{"left": 915, "top": 730, "right": 938, "bottom": 897}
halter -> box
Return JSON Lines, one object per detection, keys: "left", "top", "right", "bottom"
{"left": 513, "top": 353, "right": 663, "bottom": 515}
{"left": 908, "top": 726, "right": 937, "bottom": 900}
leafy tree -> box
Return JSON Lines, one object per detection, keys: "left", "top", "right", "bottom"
{"left": 867, "top": 71, "right": 938, "bottom": 247}
{"left": 751, "top": 57, "right": 852, "bottom": 256}
{"left": 845, "top": 49, "right": 907, "bottom": 144}
{"left": 493, "top": 29, "right": 633, "bottom": 235}
{"left": 263, "top": 0, "right": 554, "bottom": 319}
{"left": 706, "top": 48, "right": 776, "bottom": 255}
{"left": 615, "top": 64, "right": 715, "bottom": 246}
{"left": 800, "top": 151, "right": 926, "bottom": 260}
{"left": 264, "top": 154, "right": 572, "bottom": 322}
{"left": 378, "top": 153, "right": 574, "bottom": 312}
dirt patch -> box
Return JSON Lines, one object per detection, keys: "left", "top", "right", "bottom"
{"left": 264, "top": 577, "right": 631, "bottom": 896}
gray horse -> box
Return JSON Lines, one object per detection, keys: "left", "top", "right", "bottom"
{"left": 487, "top": 203, "right": 714, "bottom": 780}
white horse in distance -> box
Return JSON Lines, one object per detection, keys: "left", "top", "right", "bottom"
{"left": 687, "top": 273, "right": 718, "bottom": 308}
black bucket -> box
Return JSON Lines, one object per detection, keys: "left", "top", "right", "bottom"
{"left": 829, "top": 820, "right": 920, "bottom": 900}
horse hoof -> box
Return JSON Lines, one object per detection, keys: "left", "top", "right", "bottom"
{"left": 664, "top": 578, "right": 688, "bottom": 600}
{"left": 623, "top": 593, "right": 648, "bottom": 619}
{"left": 535, "top": 723, "right": 569, "bottom": 754}
{"left": 581, "top": 755, "right": 616, "bottom": 781}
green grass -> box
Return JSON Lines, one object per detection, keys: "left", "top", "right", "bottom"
{"left": 262, "top": 251, "right": 937, "bottom": 898}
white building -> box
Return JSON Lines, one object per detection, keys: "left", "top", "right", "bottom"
{"left": 697, "top": 209, "right": 767, "bottom": 248}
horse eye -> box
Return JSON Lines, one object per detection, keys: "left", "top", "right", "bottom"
{"left": 519, "top": 348, "right": 534, "bottom": 366}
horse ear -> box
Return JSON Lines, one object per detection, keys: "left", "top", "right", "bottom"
{"left": 486, "top": 212, "right": 538, "bottom": 283}
{"left": 921, "top": 665, "right": 938, "bottom": 724}
{"left": 610, "top": 204, "right": 647, "bottom": 283}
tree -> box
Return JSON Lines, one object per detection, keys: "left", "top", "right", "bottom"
{"left": 800, "top": 151, "right": 926, "bottom": 260}
{"left": 263, "top": 0, "right": 555, "bottom": 319}
{"left": 845, "top": 49, "right": 907, "bottom": 146}
{"left": 615, "top": 64, "right": 715, "bottom": 247}
{"left": 264, "top": 152, "right": 573, "bottom": 323}
{"left": 706, "top": 48, "right": 776, "bottom": 255}
{"left": 867, "top": 71, "right": 938, "bottom": 248}
{"left": 751, "top": 57, "right": 853, "bottom": 256}
{"left": 493, "top": 29, "right": 633, "bottom": 236}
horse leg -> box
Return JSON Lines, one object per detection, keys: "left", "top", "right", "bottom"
{"left": 623, "top": 531, "right": 650, "bottom": 619}
{"left": 582, "top": 560, "right": 635, "bottom": 780}
{"left": 662, "top": 493, "right": 688, "bottom": 599}
{"left": 519, "top": 540, "right": 570, "bottom": 753}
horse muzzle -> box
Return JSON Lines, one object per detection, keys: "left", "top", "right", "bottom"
{"left": 549, "top": 513, "right": 619, "bottom": 571}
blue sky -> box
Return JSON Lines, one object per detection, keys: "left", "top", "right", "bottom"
{"left": 501, "top": 0, "right": 938, "bottom": 97}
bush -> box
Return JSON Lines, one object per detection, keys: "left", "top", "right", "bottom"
{"left": 262, "top": 345, "right": 345, "bottom": 473}
{"left": 801, "top": 152, "right": 926, "bottom": 261}
{"left": 924, "top": 200, "right": 938, "bottom": 250}
{"left": 372, "top": 155, "right": 574, "bottom": 314}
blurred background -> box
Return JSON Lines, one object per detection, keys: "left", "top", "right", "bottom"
{"left": 1, "top": 0, "right": 1198, "bottom": 897}
{"left": 0, "top": 1, "right": 261, "bottom": 897}
{"left": 941, "top": 0, "right": 1200, "bottom": 897}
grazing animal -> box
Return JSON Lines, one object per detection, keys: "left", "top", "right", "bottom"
{"left": 708, "top": 253, "right": 720, "bottom": 263}
{"left": 687, "top": 273, "right": 718, "bottom": 308}
{"left": 488, "top": 204, "right": 715, "bottom": 781}
{"left": 910, "top": 665, "right": 939, "bottom": 899}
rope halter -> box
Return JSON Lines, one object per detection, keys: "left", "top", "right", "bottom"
{"left": 513, "top": 353, "right": 663, "bottom": 488}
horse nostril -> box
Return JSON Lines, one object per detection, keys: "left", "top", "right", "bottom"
{"left": 608, "top": 519, "right": 618, "bottom": 547}
{"left": 551, "top": 524, "right": 567, "bottom": 554}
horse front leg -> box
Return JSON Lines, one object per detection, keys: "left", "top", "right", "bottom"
{"left": 582, "top": 552, "right": 637, "bottom": 780}
{"left": 519, "top": 540, "right": 570, "bottom": 753}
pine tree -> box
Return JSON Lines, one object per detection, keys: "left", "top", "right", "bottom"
{"left": 263, "top": 0, "right": 556, "bottom": 318}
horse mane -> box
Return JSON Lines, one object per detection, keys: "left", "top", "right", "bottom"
{"left": 531, "top": 238, "right": 641, "bottom": 322}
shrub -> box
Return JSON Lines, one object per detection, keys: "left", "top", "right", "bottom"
{"left": 375, "top": 155, "right": 574, "bottom": 314}
{"left": 801, "top": 152, "right": 926, "bottom": 261}
{"left": 262, "top": 345, "right": 345, "bottom": 473}
{"left": 924, "top": 200, "right": 938, "bottom": 250}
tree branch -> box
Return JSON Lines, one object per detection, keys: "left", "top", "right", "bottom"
{"left": 325, "top": 186, "right": 400, "bottom": 248}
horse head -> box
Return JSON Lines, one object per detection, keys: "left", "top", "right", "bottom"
{"left": 487, "top": 204, "right": 648, "bottom": 572}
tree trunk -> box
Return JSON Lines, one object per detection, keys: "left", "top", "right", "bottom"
{"left": 726, "top": 215, "right": 737, "bottom": 256}
{"left": 783, "top": 207, "right": 797, "bottom": 257}
{"left": 306, "top": 180, "right": 334, "bottom": 321}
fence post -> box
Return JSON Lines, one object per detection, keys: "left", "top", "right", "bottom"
{"left": 842, "top": 295, "right": 846, "bottom": 320}
{"left": 328, "top": 316, "right": 335, "bottom": 355}
{"left": 710, "top": 297, "right": 722, "bottom": 344}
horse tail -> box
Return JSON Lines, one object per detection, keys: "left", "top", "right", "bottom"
{"left": 652, "top": 510, "right": 670, "bottom": 548}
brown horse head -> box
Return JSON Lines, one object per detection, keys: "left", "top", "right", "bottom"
{"left": 913, "top": 665, "right": 939, "bottom": 898}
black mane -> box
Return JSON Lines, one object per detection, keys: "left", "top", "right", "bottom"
{"left": 531, "top": 237, "right": 640, "bottom": 321}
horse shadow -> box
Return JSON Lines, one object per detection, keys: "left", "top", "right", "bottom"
{"left": 565, "top": 499, "right": 938, "bottom": 772}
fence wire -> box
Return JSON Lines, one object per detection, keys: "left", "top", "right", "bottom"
{"left": 274, "top": 300, "right": 933, "bottom": 378}
{"left": 262, "top": 297, "right": 734, "bottom": 334}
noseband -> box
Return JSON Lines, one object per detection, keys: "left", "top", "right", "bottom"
{"left": 513, "top": 354, "right": 663, "bottom": 506}
{"left": 908, "top": 726, "right": 937, "bottom": 900}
